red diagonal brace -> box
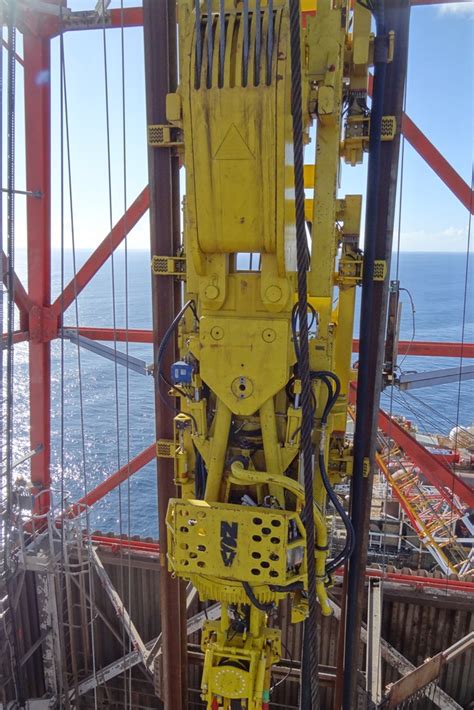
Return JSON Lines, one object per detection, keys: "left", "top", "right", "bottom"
{"left": 367, "top": 75, "right": 473, "bottom": 213}
{"left": 2, "top": 251, "right": 34, "bottom": 317}
{"left": 352, "top": 339, "right": 474, "bottom": 359}
{"left": 378, "top": 408, "right": 474, "bottom": 509}
{"left": 51, "top": 186, "right": 149, "bottom": 318}
{"left": 402, "top": 113, "right": 474, "bottom": 213}
{"left": 349, "top": 384, "right": 474, "bottom": 509}
{"left": 64, "top": 443, "right": 156, "bottom": 519}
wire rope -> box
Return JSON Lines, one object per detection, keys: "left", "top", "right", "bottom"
{"left": 288, "top": 0, "right": 319, "bottom": 704}
{"left": 101, "top": 6, "right": 130, "bottom": 698}
{"left": 396, "top": 287, "right": 416, "bottom": 372}
{"left": 402, "top": 388, "right": 474, "bottom": 439}
{"left": 448, "top": 165, "right": 473, "bottom": 592}
{"left": 0, "top": 0, "right": 4, "bottom": 559}
{"left": 5, "top": 0, "right": 16, "bottom": 579}
{"left": 58, "top": 14, "right": 68, "bottom": 705}
{"left": 4, "top": 3, "right": 23, "bottom": 703}
{"left": 453, "top": 168, "right": 473, "bottom": 457}
{"left": 60, "top": 28, "right": 99, "bottom": 708}
{"left": 119, "top": 2, "right": 134, "bottom": 705}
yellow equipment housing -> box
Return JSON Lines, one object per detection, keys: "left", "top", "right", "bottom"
{"left": 153, "top": 0, "right": 375, "bottom": 707}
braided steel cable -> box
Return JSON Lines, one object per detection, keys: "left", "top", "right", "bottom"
{"left": 243, "top": 0, "right": 250, "bottom": 86}
{"left": 266, "top": 0, "right": 274, "bottom": 85}
{"left": 255, "top": 0, "right": 261, "bottom": 86}
{"left": 288, "top": 1, "right": 320, "bottom": 707}
{"left": 219, "top": 0, "right": 225, "bottom": 88}
{"left": 206, "top": 0, "right": 213, "bottom": 89}
{"left": 195, "top": 0, "right": 202, "bottom": 88}
{"left": 4, "top": 5, "right": 24, "bottom": 702}
{"left": 5, "top": 0, "right": 16, "bottom": 578}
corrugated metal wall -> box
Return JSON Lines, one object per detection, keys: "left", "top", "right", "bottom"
{"left": 1, "top": 546, "right": 472, "bottom": 708}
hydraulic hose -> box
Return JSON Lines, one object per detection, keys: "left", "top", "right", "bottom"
{"left": 310, "top": 372, "right": 355, "bottom": 573}
{"left": 343, "top": 2, "right": 388, "bottom": 707}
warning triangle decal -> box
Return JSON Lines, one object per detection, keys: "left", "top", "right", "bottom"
{"left": 213, "top": 123, "right": 255, "bottom": 160}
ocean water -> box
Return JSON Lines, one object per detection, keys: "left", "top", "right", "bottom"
{"left": 7, "top": 250, "right": 474, "bottom": 537}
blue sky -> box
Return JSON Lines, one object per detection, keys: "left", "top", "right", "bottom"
{"left": 4, "top": 0, "right": 474, "bottom": 253}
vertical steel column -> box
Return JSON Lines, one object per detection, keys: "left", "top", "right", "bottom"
{"left": 341, "top": 2, "right": 410, "bottom": 707}
{"left": 24, "top": 31, "right": 53, "bottom": 515}
{"left": 143, "top": 1, "right": 188, "bottom": 707}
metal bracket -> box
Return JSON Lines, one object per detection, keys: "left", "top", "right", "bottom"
{"left": 148, "top": 124, "right": 184, "bottom": 148}
{"left": 156, "top": 440, "right": 175, "bottom": 458}
{"left": 362, "top": 457, "right": 371, "bottom": 478}
{"left": 381, "top": 115, "right": 396, "bottom": 141}
{"left": 336, "top": 258, "right": 363, "bottom": 285}
{"left": 343, "top": 115, "right": 396, "bottom": 165}
{"left": 373, "top": 260, "right": 387, "bottom": 281}
{"left": 151, "top": 255, "right": 186, "bottom": 278}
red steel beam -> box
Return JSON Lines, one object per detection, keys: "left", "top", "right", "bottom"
{"left": 378, "top": 408, "right": 474, "bottom": 508}
{"left": 51, "top": 186, "right": 149, "bottom": 319}
{"left": 1, "top": 39, "right": 24, "bottom": 66}
{"left": 336, "top": 567, "right": 474, "bottom": 594}
{"left": 86, "top": 535, "right": 474, "bottom": 593}
{"left": 64, "top": 443, "right": 156, "bottom": 519}
{"left": 90, "top": 534, "right": 160, "bottom": 555}
{"left": 81, "top": 532, "right": 474, "bottom": 594}
{"left": 109, "top": 7, "right": 144, "bottom": 27}
{"left": 411, "top": 0, "right": 474, "bottom": 4}
{"left": 2, "top": 331, "right": 29, "bottom": 346}
{"left": 106, "top": 0, "right": 471, "bottom": 29}
{"left": 402, "top": 113, "right": 474, "bottom": 213}
{"left": 24, "top": 30, "right": 54, "bottom": 515}
{"left": 352, "top": 339, "right": 474, "bottom": 358}
{"left": 2, "top": 250, "right": 34, "bottom": 320}
{"left": 367, "top": 76, "right": 473, "bottom": 213}
{"left": 70, "top": 328, "right": 474, "bottom": 359}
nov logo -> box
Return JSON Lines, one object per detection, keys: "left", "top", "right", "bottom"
{"left": 220, "top": 521, "right": 238, "bottom": 567}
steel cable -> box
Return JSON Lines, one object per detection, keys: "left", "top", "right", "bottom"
{"left": 242, "top": 0, "right": 250, "bottom": 86}
{"left": 206, "top": 0, "right": 213, "bottom": 88}
{"left": 288, "top": 0, "right": 319, "bottom": 706}
{"left": 266, "top": 0, "right": 274, "bottom": 86}
{"left": 4, "top": 3, "right": 23, "bottom": 703}
{"left": 120, "top": 0, "right": 133, "bottom": 710}
{"left": 119, "top": 2, "right": 134, "bottom": 703}
{"left": 61, "top": 28, "right": 99, "bottom": 708}
{"left": 101, "top": 3, "right": 129, "bottom": 701}
{"left": 255, "top": 0, "right": 261, "bottom": 86}
{"left": 195, "top": 0, "right": 202, "bottom": 88}
{"left": 219, "top": 0, "right": 225, "bottom": 88}
{"left": 58, "top": 14, "right": 68, "bottom": 705}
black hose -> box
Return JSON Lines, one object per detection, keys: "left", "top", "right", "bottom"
{"left": 154, "top": 298, "right": 197, "bottom": 400}
{"left": 310, "top": 372, "right": 355, "bottom": 573}
{"left": 343, "top": 1, "right": 388, "bottom": 707}
{"left": 242, "top": 582, "right": 275, "bottom": 614}
{"left": 318, "top": 452, "right": 354, "bottom": 573}
{"left": 269, "top": 581, "right": 304, "bottom": 593}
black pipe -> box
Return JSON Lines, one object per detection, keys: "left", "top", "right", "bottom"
{"left": 342, "top": 1, "right": 388, "bottom": 707}
{"left": 342, "top": 1, "right": 411, "bottom": 707}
